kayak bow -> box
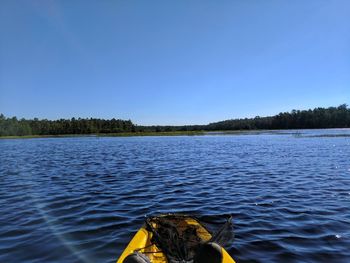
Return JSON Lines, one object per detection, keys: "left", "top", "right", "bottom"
{"left": 117, "top": 215, "right": 235, "bottom": 263}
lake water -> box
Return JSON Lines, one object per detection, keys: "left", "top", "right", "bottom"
{"left": 1, "top": 129, "right": 350, "bottom": 263}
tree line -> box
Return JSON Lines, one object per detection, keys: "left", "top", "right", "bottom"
{"left": 1, "top": 104, "right": 349, "bottom": 136}
{"left": 0, "top": 115, "right": 134, "bottom": 136}
{"left": 205, "top": 104, "right": 350, "bottom": 131}
{"left": 137, "top": 104, "right": 350, "bottom": 132}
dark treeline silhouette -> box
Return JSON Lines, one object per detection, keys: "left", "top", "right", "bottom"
{"left": 138, "top": 104, "right": 350, "bottom": 132}
{"left": 1, "top": 104, "right": 349, "bottom": 136}
{"left": 0, "top": 115, "right": 134, "bottom": 136}
{"left": 205, "top": 104, "right": 350, "bottom": 131}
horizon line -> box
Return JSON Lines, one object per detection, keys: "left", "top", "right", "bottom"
{"left": 1, "top": 103, "right": 348, "bottom": 126}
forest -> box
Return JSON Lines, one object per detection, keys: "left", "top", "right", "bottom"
{"left": 1, "top": 104, "right": 349, "bottom": 136}
{"left": 0, "top": 115, "right": 135, "bottom": 136}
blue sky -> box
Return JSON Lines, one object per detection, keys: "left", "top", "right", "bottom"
{"left": 1, "top": 0, "right": 349, "bottom": 125}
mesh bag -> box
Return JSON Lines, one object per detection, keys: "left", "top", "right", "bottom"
{"left": 145, "top": 214, "right": 233, "bottom": 263}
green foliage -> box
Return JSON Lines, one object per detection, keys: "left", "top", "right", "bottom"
{"left": 205, "top": 104, "right": 350, "bottom": 131}
{"left": 0, "top": 115, "right": 134, "bottom": 136}
{"left": 137, "top": 104, "right": 350, "bottom": 132}
{"left": 1, "top": 104, "right": 349, "bottom": 136}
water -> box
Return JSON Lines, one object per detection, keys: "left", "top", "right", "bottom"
{"left": 1, "top": 129, "right": 350, "bottom": 263}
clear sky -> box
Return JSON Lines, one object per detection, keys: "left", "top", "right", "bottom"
{"left": 1, "top": 0, "right": 349, "bottom": 125}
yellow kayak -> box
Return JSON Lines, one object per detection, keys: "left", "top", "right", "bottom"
{"left": 117, "top": 214, "right": 235, "bottom": 263}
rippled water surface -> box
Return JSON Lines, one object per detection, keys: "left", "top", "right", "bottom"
{"left": 1, "top": 130, "right": 350, "bottom": 263}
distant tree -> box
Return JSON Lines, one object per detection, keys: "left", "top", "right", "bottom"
{"left": 1, "top": 104, "right": 350, "bottom": 136}
{"left": 0, "top": 115, "right": 137, "bottom": 136}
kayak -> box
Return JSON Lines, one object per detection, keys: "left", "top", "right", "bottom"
{"left": 117, "top": 214, "right": 235, "bottom": 263}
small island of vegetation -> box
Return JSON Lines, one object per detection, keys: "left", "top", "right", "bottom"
{"left": 1, "top": 104, "right": 349, "bottom": 138}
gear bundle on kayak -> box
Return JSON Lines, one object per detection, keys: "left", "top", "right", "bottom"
{"left": 117, "top": 214, "right": 236, "bottom": 263}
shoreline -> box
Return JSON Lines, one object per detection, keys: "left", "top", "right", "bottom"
{"left": 0, "top": 131, "right": 205, "bottom": 139}
{"left": 0, "top": 130, "right": 275, "bottom": 139}
{"left": 1, "top": 128, "right": 349, "bottom": 139}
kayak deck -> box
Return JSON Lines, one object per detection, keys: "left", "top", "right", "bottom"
{"left": 117, "top": 215, "right": 235, "bottom": 263}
